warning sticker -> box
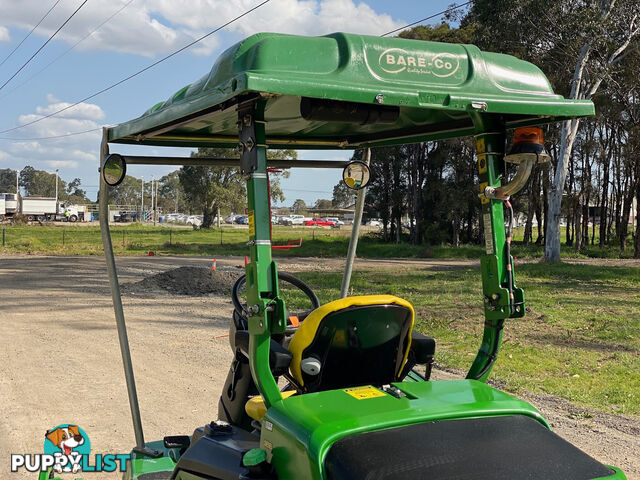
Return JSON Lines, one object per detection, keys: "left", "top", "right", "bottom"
{"left": 483, "top": 212, "right": 494, "bottom": 254}
{"left": 343, "top": 386, "right": 386, "bottom": 400}
{"left": 248, "top": 211, "right": 255, "bottom": 237}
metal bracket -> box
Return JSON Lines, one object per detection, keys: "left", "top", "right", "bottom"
{"left": 238, "top": 103, "right": 259, "bottom": 174}
{"left": 132, "top": 445, "right": 163, "bottom": 458}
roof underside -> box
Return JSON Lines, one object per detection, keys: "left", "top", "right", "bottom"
{"left": 107, "top": 32, "right": 594, "bottom": 150}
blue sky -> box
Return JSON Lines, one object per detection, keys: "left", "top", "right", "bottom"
{"left": 0, "top": 0, "right": 461, "bottom": 205}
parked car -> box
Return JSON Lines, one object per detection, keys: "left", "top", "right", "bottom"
{"left": 326, "top": 217, "right": 344, "bottom": 227}
{"left": 225, "top": 214, "right": 238, "bottom": 224}
{"left": 365, "top": 219, "right": 382, "bottom": 228}
{"left": 304, "top": 217, "right": 336, "bottom": 227}
{"left": 280, "top": 214, "right": 305, "bottom": 226}
{"left": 235, "top": 216, "right": 249, "bottom": 225}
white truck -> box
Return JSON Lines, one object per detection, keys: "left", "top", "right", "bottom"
{"left": 0, "top": 193, "right": 19, "bottom": 221}
{"left": 0, "top": 194, "right": 88, "bottom": 222}
{"left": 20, "top": 197, "right": 58, "bottom": 221}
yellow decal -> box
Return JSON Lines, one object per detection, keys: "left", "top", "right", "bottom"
{"left": 476, "top": 137, "right": 486, "bottom": 154}
{"left": 344, "top": 386, "right": 386, "bottom": 400}
{"left": 477, "top": 154, "right": 487, "bottom": 174}
{"left": 263, "top": 440, "right": 273, "bottom": 451}
{"left": 479, "top": 182, "right": 489, "bottom": 204}
{"left": 248, "top": 211, "right": 255, "bottom": 237}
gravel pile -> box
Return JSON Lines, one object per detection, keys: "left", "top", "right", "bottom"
{"left": 123, "top": 266, "right": 240, "bottom": 296}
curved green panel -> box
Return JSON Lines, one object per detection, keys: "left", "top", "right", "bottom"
{"left": 107, "top": 32, "right": 594, "bottom": 149}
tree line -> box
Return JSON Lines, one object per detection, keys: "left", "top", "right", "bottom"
{"left": 0, "top": 166, "right": 90, "bottom": 204}
{"left": 6, "top": 0, "right": 639, "bottom": 262}
{"left": 331, "top": 0, "right": 640, "bottom": 260}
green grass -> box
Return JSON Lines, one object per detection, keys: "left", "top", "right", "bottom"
{"left": 292, "top": 263, "right": 640, "bottom": 416}
{"left": 1, "top": 223, "right": 638, "bottom": 259}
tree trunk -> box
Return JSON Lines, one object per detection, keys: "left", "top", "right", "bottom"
{"left": 574, "top": 198, "right": 582, "bottom": 253}
{"left": 635, "top": 187, "right": 640, "bottom": 258}
{"left": 452, "top": 211, "right": 460, "bottom": 247}
{"left": 620, "top": 193, "right": 633, "bottom": 252}
{"left": 546, "top": 118, "right": 581, "bottom": 261}
{"left": 541, "top": 164, "right": 549, "bottom": 246}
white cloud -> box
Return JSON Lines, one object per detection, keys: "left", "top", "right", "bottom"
{"left": 0, "top": 150, "right": 9, "bottom": 159}
{"left": 0, "top": 26, "right": 9, "bottom": 42}
{"left": 33, "top": 99, "right": 105, "bottom": 121}
{"left": 0, "top": 0, "right": 404, "bottom": 57}
{"left": 4, "top": 96, "right": 103, "bottom": 186}
{"left": 46, "top": 160, "right": 79, "bottom": 168}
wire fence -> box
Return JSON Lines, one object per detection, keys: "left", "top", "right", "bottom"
{"left": 0, "top": 224, "right": 356, "bottom": 256}
{"left": 0, "top": 225, "right": 238, "bottom": 253}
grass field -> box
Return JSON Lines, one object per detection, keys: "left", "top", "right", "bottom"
{"left": 1, "top": 223, "right": 638, "bottom": 259}
{"left": 291, "top": 263, "right": 640, "bottom": 416}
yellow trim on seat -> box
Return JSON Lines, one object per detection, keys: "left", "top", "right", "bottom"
{"left": 288, "top": 295, "right": 415, "bottom": 386}
{"left": 246, "top": 390, "right": 297, "bottom": 421}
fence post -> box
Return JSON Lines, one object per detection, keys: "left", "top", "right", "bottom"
{"left": 2, "top": 227, "right": 5, "bottom": 247}
{"left": 62, "top": 229, "right": 65, "bottom": 246}
{"left": 122, "top": 230, "right": 125, "bottom": 248}
{"left": 170, "top": 229, "right": 172, "bottom": 246}
{"left": 220, "top": 228, "right": 223, "bottom": 245}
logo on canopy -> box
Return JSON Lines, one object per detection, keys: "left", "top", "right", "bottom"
{"left": 378, "top": 48, "right": 460, "bottom": 78}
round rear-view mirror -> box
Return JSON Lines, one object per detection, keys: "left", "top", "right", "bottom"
{"left": 102, "top": 153, "right": 127, "bottom": 186}
{"left": 342, "top": 161, "right": 371, "bottom": 190}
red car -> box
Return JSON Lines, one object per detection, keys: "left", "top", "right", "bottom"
{"left": 304, "top": 217, "right": 336, "bottom": 227}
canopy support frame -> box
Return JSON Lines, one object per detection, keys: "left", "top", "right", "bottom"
{"left": 340, "top": 148, "right": 370, "bottom": 298}
{"left": 466, "top": 114, "right": 525, "bottom": 382}
{"left": 241, "top": 100, "right": 286, "bottom": 409}
{"left": 99, "top": 128, "right": 161, "bottom": 458}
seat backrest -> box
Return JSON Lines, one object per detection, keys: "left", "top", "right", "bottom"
{"left": 288, "top": 295, "right": 414, "bottom": 392}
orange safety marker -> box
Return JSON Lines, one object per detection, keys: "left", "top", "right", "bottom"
{"left": 148, "top": 251, "right": 155, "bottom": 256}
{"left": 211, "top": 259, "right": 217, "bottom": 270}
{"left": 288, "top": 315, "right": 300, "bottom": 327}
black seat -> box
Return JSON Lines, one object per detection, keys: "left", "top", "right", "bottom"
{"left": 325, "top": 415, "right": 615, "bottom": 480}
{"left": 288, "top": 295, "right": 418, "bottom": 392}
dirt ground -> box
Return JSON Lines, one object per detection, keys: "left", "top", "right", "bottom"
{"left": 1, "top": 254, "right": 638, "bottom": 479}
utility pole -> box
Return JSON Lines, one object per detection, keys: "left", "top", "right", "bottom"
{"left": 140, "top": 176, "right": 144, "bottom": 223}
{"left": 54, "top": 169, "right": 59, "bottom": 204}
{"left": 154, "top": 179, "right": 158, "bottom": 226}
{"left": 15, "top": 170, "right": 19, "bottom": 196}
{"left": 151, "top": 175, "right": 154, "bottom": 225}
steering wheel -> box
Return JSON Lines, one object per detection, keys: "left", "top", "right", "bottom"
{"left": 232, "top": 272, "right": 320, "bottom": 331}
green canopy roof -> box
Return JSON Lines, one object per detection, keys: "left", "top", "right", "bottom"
{"left": 107, "top": 32, "right": 594, "bottom": 149}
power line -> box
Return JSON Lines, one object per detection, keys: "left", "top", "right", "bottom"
{"left": 0, "top": 0, "right": 63, "bottom": 68}
{"left": 0, "top": 0, "right": 136, "bottom": 101}
{"left": 0, "top": 127, "right": 102, "bottom": 141}
{"left": 0, "top": 0, "right": 90, "bottom": 93}
{"left": 0, "top": 0, "right": 271, "bottom": 135}
{"left": 0, "top": 0, "right": 467, "bottom": 140}
{"left": 381, "top": 0, "right": 473, "bottom": 37}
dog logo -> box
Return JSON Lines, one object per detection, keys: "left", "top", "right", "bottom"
{"left": 12, "top": 423, "right": 129, "bottom": 475}
{"left": 44, "top": 424, "right": 91, "bottom": 474}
